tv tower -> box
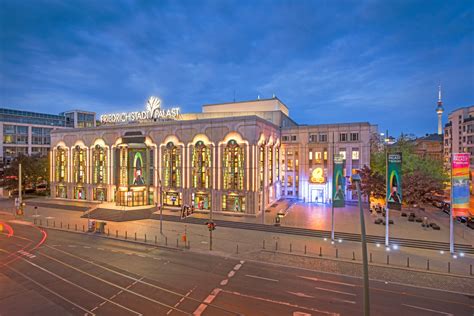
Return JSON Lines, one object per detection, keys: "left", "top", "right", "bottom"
{"left": 436, "top": 85, "right": 444, "bottom": 135}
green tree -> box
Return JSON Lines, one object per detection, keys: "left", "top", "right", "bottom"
{"left": 5, "top": 155, "right": 49, "bottom": 191}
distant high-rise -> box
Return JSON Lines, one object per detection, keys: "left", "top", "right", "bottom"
{"left": 436, "top": 85, "right": 444, "bottom": 135}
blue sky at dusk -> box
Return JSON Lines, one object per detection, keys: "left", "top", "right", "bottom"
{"left": 1, "top": 1, "right": 473, "bottom": 136}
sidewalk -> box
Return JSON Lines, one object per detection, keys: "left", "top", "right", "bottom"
{"left": 6, "top": 203, "right": 473, "bottom": 283}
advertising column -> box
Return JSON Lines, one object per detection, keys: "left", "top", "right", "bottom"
{"left": 331, "top": 154, "right": 345, "bottom": 241}
{"left": 386, "top": 152, "right": 402, "bottom": 246}
{"left": 450, "top": 153, "right": 471, "bottom": 253}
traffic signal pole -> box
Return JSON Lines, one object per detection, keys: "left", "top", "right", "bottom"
{"left": 18, "top": 163, "right": 22, "bottom": 215}
{"left": 209, "top": 204, "right": 213, "bottom": 251}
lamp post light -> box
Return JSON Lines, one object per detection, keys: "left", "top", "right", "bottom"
{"left": 351, "top": 173, "right": 370, "bottom": 316}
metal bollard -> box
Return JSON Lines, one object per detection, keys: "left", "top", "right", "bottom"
{"left": 176, "top": 238, "right": 179, "bottom": 248}
{"left": 370, "top": 253, "right": 372, "bottom": 263}
{"left": 75, "top": 224, "right": 77, "bottom": 231}
{"left": 46, "top": 220, "right": 49, "bottom": 227}
{"left": 165, "top": 236, "right": 168, "bottom": 246}
{"left": 134, "top": 232, "right": 137, "bottom": 241}
{"left": 407, "top": 257, "right": 410, "bottom": 268}
{"left": 34, "top": 218, "right": 36, "bottom": 225}
{"left": 263, "top": 240, "right": 266, "bottom": 249}
{"left": 304, "top": 245, "right": 307, "bottom": 254}
{"left": 116, "top": 230, "right": 118, "bottom": 238}
{"left": 107, "top": 228, "right": 110, "bottom": 236}
{"left": 290, "top": 243, "right": 292, "bottom": 252}
{"left": 83, "top": 224, "right": 85, "bottom": 232}
{"left": 125, "top": 231, "right": 128, "bottom": 239}
{"left": 236, "top": 244, "right": 239, "bottom": 254}
{"left": 155, "top": 235, "right": 157, "bottom": 244}
{"left": 54, "top": 221, "right": 56, "bottom": 227}
{"left": 320, "top": 247, "right": 322, "bottom": 257}
{"left": 448, "top": 262, "right": 450, "bottom": 273}
{"left": 275, "top": 241, "right": 278, "bottom": 251}
{"left": 336, "top": 248, "right": 338, "bottom": 258}
{"left": 427, "top": 259, "right": 430, "bottom": 270}
{"left": 386, "top": 255, "right": 389, "bottom": 265}
{"left": 67, "top": 223, "right": 70, "bottom": 230}
{"left": 60, "top": 221, "right": 62, "bottom": 228}
{"left": 352, "top": 251, "right": 355, "bottom": 261}
{"left": 145, "top": 234, "right": 147, "bottom": 242}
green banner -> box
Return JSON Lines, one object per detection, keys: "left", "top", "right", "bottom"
{"left": 333, "top": 155, "right": 345, "bottom": 208}
{"left": 386, "top": 152, "right": 402, "bottom": 210}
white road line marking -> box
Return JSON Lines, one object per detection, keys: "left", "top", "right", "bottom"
{"left": 8, "top": 266, "right": 96, "bottom": 316}
{"left": 68, "top": 245, "right": 77, "bottom": 247}
{"left": 97, "top": 248, "right": 104, "bottom": 250}
{"left": 287, "top": 291, "right": 314, "bottom": 298}
{"left": 137, "top": 254, "right": 146, "bottom": 258}
{"left": 37, "top": 252, "right": 182, "bottom": 313}
{"left": 227, "top": 270, "right": 235, "bottom": 278}
{"left": 233, "top": 263, "right": 242, "bottom": 271}
{"left": 245, "top": 274, "right": 279, "bottom": 282}
{"left": 402, "top": 304, "right": 454, "bottom": 315}
{"left": 221, "top": 289, "right": 337, "bottom": 315}
{"left": 298, "top": 275, "right": 355, "bottom": 287}
{"left": 22, "top": 259, "right": 141, "bottom": 315}
{"left": 314, "top": 286, "right": 356, "bottom": 297}
{"left": 193, "top": 288, "right": 221, "bottom": 316}
{"left": 240, "top": 260, "right": 245, "bottom": 264}
{"left": 167, "top": 286, "right": 196, "bottom": 316}
{"left": 83, "top": 246, "right": 91, "bottom": 249}
{"left": 220, "top": 279, "right": 228, "bottom": 286}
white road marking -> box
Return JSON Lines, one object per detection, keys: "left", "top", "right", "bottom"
{"left": 21, "top": 259, "right": 142, "bottom": 315}
{"left": 37, "top": 251, "right": 187, "bottom": 313}
{"left": 166, "top": 286, "right": 196, "bottom": 315}
{"left": 233, "top": 263, "right": 242, "bottom": 271}
{"left": 137, "top": 254, "right": 146, "bottom": 258}
{"left": 83, "top": 246, "right": 91, "bottom": 249}
{"left": 227, "top": 270, "right": 235, "bottom": 278}
{"left": 193, "top": 288, "right": 221, "bottom": 316}
{"left": 221, "top": 289, "right": 337, "bottom": 315}
{"left": 68, "top": 245, "right": 76, "bottom": 248}
{"left": 402, "top": 304, "right": 454, "bottom": 315}
{"left": 298, "top": 275, "right": 355, "bottom": 287}
{"left": 287, "top": 291, "right": 314, "bottom": 298}
{"left": 220, "top": 279, "right": 228, "bottom": 286}
{"left": 245, "top": 274, "right": 279, "bottom": 282}
{"left": 314, "top": 286, "right": 356, "bottom": 297}
{"left": 7, "top": 220, "right": 32, "bottom": 225}
{"left": 8, "top": 266, "right": 96, "bottom": 316}
{"left": 293, "top": 312, "right": 312, "bottom": 316}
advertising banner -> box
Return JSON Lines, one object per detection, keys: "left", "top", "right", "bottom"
{"left": 451, "top": 153, "right": 470, "bottom": 217}
{"left": 129, "top": 149, "right": 147, "bottom": 186}
{"left": 386, "top": 152, "right": 402, "bottom": 210}
{"left": 332, "top": 155, "right": 345, "bottom": 208}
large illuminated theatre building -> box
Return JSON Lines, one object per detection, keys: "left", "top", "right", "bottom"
{"left": 50, "top": 97, "right": 377, "bottom": 215}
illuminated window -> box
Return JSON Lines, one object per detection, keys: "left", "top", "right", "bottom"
{"left": 163, "top": 142, "right": 181, "bottom": 188}
{"left": 92, "top": 145, "right": 107, "bottom": 184}
{"left": 73, "top": 146, "right": 86, "bottom": 183}
{"left": 339, "top": 149, "right": 346, "bottom": 160}
{"left": 55, "top": 147, "right": 67, "bottom": 182}
{"left": 192, "top": 141, "right": 211, "bottom": 189}
{"left": 259, "top": 145, "right": 264, "bottom": 188}
{"left": 275, "top": 147, "right": 280, "bottom": 179}
{"left": 309, "top": 150, "right": 313, "bottom": 160}
{"left": 314, "top": 151, "right": 322, "bottom": 162}
{"left": 352, "top": 149, "right": 360, "bottom": 160}
{"left": 324, "top": 150, "right": 328, "bottom": 160}
{"left": 223, "top": 140, "right": 244, "bottom": 190}
{"left": 268, "top": 146, "right": 273, "bottom": 184}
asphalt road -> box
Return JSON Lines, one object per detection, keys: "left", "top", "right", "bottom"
{"left": 0, "top": 221, "right": 472, "bottom": 316}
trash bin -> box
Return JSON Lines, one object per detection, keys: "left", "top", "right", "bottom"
{"left": 96, "top": 221, "right": 106, "bottom": 234}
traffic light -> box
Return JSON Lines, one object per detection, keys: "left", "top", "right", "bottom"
{"left": 206, "top": 222, "right": 216, "bottom": 231}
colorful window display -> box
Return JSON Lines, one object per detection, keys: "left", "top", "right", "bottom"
{"left": 55, "top": 147, "right": 67, "bottom": 182}
{"left": 92, "top": 145, "right": 107, "bottom": 184}
{"left": 73, "top": 146, "right": 86, "bottom": 184}
{"left": 222, "top": 194, "right": 245, "bottom": 212}
{"left": 163, "top": 142, "right": 181, "bottom": 188}
{"left": 192, "top": 141, "right": 211, "bottom": 189}
{"left": 223, "top": 140, "right": 244, "bottom": 190}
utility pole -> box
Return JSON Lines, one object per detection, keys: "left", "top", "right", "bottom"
{"left": 209, "top": 200, "right": 213, "bottom": 251}
{"left": 385, "top": 148, "right": 390, "bottom": 247}
{"left": 331, "top": 132, "right": 335, "bottom": 241}
{"left": 353, "top": 173, "right": 370, "bottom": 316}
{"left": 18, "top": 163, "right": 22, "bottom": 216}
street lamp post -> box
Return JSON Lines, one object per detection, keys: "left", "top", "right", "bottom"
{"left": 352, "top": 173, "right": 370, "bottom": 316}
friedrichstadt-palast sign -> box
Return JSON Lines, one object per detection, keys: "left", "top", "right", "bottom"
{"left": 100, "top": 96, "right": 180, "bottom": 124}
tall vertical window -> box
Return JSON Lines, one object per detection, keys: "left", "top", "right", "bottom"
{"left": 73, "top": 146, "right": 86, "bottom": 183}
{"left": 119, "top": 146, "right": 128, "bottom": 186}
{"left": 259, "top": 145, "right": 265, "bottom": 188}
{"left": 275, "top": 146, "right": 280, "bottom": 180}
{"left": 163, "top": 142, "right": 181, "bottom": 188}
{"left": 192, "top": 141, "right": 211, "bottom": 189}
{"left": 268, "top": 146, "right": 273, "bottom": 184}
{"left": 92, "top": 145, "right": 107, "bottom": 184}
{"left": 223, "top": 140, "right": 244, "bottom": 190}
{"left": 55, "top": 147, "right": 67, "bottom": 182}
